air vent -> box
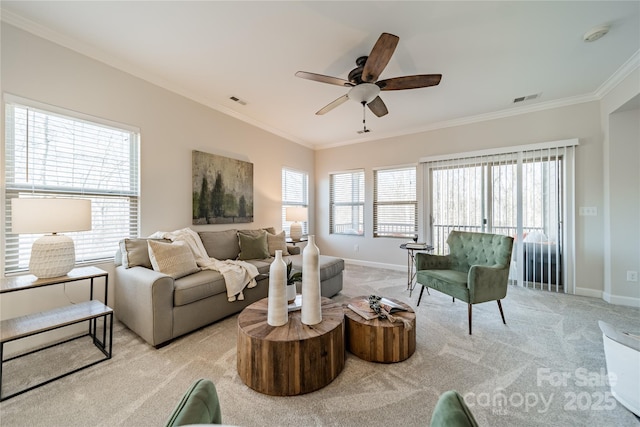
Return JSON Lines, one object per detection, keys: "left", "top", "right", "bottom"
{"left": 229, "top": 96, "right": 247, "bottom": 106}
{"left": 513, "top": 93, "right": 541, "bottom": 104}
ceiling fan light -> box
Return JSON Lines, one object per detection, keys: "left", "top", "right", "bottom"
{"left": 347, "top": 83, "right": 380, "bottom": 103}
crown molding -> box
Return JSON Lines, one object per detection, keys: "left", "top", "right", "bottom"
{"left": 316, "top": 93, "right": 598, "bottom": 150}
{"left": 2, "top": 8, "right": 634, "bottom": 152}
{"left": 594, "top": 50, "right": 640, "bottom": 99}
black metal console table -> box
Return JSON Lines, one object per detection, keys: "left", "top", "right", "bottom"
{"left": 0, "top": 266, "right": 113, "bottom": 401}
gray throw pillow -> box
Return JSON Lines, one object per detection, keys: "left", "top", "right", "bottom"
{"left": 119, "top": 238, "right": 165, "bottom": 268}
{"left": 237, "top": 230, "right": 270, "bottom": 260}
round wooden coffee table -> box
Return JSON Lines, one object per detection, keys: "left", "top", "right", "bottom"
{"left": 344, "top": 296, "right": 416, "bottom": 363}
{"left": 237, "top": 297, "right": 344, "bottom": 396}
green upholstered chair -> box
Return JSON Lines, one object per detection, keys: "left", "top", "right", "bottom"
{"left": 416, "top": 231, "right": 514, "bottom": 335}
{"left": 165, "top": 378, "right": 222, "bottom": 426}
{"left": 430, "top": 390, "right": 479, "bottom": 427}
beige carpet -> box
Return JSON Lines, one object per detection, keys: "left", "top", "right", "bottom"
{"left": 1, "top": 265, "right": 639, "bottom": 427}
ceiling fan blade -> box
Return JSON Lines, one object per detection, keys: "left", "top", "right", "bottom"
{"left": 295, "top": 71, "right": 353, "bottom": 87}
{"left": 377, "top": 74, "right": 442, "bottom": 91}
{"left": 367, "top": 96, "right": 388, "bottom": 117}
{"left": 316, "top": 94, "right": 349, "bottom": 115}
{"left": 362, "top": 33, "right": 399, "bottom": 83}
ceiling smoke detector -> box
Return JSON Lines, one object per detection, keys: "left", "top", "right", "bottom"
{"left": 583, "top": 25, "right": 610, "bottom": 42}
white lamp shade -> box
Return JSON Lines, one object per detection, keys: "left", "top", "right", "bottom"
{"left": 12, "top": 198, "right": 92, "bottom": 234}
{"left": 11, "top": 198, "right": 91, "bottom": 279}
{"left": 285, "top": 206, "right": 308, "bottom": 222}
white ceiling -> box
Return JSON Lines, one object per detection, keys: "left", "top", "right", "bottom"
{"left": 2, "top": 1, "right": 639, "bottom": 149}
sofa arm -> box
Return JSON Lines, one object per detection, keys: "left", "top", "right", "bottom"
{"left": 415, "top": 253, "right": 450, "bottom": 271}
{"left": 114, "top": 265, "right": 175, "bottom": 347}
{"left": 467, "top": 264, "right": 509, "bottom": 303}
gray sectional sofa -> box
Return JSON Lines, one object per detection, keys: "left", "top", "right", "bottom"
{"left": 114, "top": 228, "right": 344, "bottom": 347}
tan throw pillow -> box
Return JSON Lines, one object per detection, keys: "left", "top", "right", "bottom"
{"left": 147, "top": 240, "right": 200, "bottom": 279}
{"left": 237, "top": 230, "right": 270, "bottom": 260}
{"left": 267, "top": 231, "right": 289, "bottom": 256}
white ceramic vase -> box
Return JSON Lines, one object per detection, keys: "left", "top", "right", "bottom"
{"left": 267, "top": 250, "right": 288, "bottom": 326}
{"left": 301, "top": 235, "right": 322, "bottom": 325}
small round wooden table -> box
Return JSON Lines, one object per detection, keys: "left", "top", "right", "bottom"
{"left": 237, "top": 297, "right": 345, "bottom": 396}
{"left": 344, "top": 296, "right": 416, "bottom": 363}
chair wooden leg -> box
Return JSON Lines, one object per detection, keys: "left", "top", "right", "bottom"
{"left": 468, "top": 304, "right": 472, "bottom": 335}
{"left": 497, "top": 300, "right": 506, "bottom": 324}
{"left": 417, "top": 286, "right": 425, "bottom": 306}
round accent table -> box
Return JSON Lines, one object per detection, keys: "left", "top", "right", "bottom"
{"left": 237, "top": 297, "right": 345, "bottom": 396}
{"left": 344, "top": 296, "right": 416, "bottom": 363}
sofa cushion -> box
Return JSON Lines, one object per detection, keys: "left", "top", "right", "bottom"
{"left": 238, "top": 230, "right": 270, "bottom": 260}
{"left": 174, "top": 270, "right": 227, "bottom": 306}
{"left": 174, "top": 260, "right": 272, "bottom": 307}
{"left": 120, "top": 238, "right": 166, "bottom": 269}
{"left": 288, "top": 255, "right": 344, "bottom": 282}
{"left": 199, "top": 230, "right": 240, "bottom": 261}
{"left": 243, "top": 259, "right": 272, "bottom": 276}
{"left": 267, "top": 231, "right": 289, "bottom": 256}
{"left": 148, "top": 240, "right": 201, "bottom": 279}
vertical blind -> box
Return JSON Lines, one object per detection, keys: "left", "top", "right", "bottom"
{"left": 281, "top": 167, "right": 308, "bottom": 235}
{"left": 423, "top": 142, "right": 575, "bottom": 293}
{"left": 4, "top": 99, "right": 140, "bottom": 274}
{"left": 373, "top": 166, "right": 417, "bottom": 238}
{"left": 330, "top": 170, "right": 364, "bottom": 235}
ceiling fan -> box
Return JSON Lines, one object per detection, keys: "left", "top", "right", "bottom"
{"left": 295, "top": 32, "right": 442, "bottom": 121}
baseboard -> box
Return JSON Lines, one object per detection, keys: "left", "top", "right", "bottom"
{"left": 343, "top": 258, "right": 404, "bottom": 272}
{"left": 575, "top": 287, "right": 603, "bottom": 299}
{"left": 602, "top": 292, "right": 640, "bottom": 308}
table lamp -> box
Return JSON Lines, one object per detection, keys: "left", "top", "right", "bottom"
{"left": 286, "top": 206, "right": 307, "bottom": 241}
{"left": 11, "top": 198, "right": 92, "bottom": 278}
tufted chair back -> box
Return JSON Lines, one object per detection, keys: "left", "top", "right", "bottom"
{"left": 447, "top": 231, "right": 513, "bottom": 273}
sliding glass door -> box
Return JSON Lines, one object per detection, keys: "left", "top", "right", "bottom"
{"left": 424, "top": 144, "right": 575, "bottom": 293}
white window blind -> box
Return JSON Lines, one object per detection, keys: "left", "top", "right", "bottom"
{"left": 4, "top": 99, "right": 140, "bottom": 274}
{"left": 330, "top": 170, "right": 364, "bottom": 235}
{"left": 423, "top": 140, "right": 577, "bottom": 293}
{"left": 374, "top": 166, "right": 417, "bottom": 238}
{"left": 281, "top": 167, "right": 308, "bottom": 236}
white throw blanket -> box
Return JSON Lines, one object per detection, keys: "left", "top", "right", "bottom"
{"left": 149, "top": 228, "right": 258, "bottom": 302}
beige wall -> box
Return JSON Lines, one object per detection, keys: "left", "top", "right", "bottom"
{"left": 316, "top": 101, "right": 611, "bottom": 297}
{"left": 0, "top": 24, "right": 314, "bottom": 351}
{"left": 601, "top": 68, "right": 640, "bottom": 305}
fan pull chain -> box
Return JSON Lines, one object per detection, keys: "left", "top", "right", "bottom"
{"left": 359, "top": 101, "right": 370, "bottom": 134}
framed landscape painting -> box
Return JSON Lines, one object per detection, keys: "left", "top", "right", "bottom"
{"left": 192, "top": 150, "right": 253, "bottom": 224}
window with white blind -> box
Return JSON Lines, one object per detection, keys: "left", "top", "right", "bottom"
{"left": 374, "top": 166, "right": 417, "bottom": 238}
{"left": 3, "top": 97, "right": 140, "bottom": 274}
{"left": 330, "top": 170, "right": 364, "bottom": 236}
{"left": 422, "top": 139, "right": 577, "bottom": 293}
{"left": 281, "top": 167, "right": 308, "bottom": 236}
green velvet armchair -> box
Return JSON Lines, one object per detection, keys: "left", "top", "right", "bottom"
{"left": 430, "top": 390, "right": 479, "bottom": 427}
{"left": 415, "top": 231, "right": 514, "bottom": 335}
{"left": 165, "top": 378, "right": 222, "bottom": 426}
